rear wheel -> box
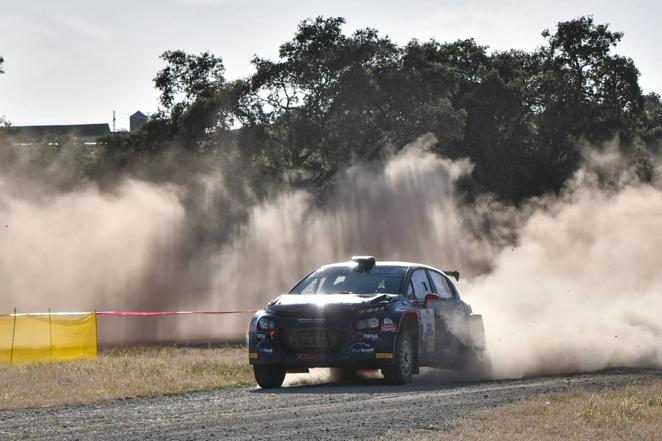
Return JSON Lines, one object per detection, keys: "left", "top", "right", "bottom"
{"left": 459, "top": 314, "right": 491, "bottom": 379}
{"left": 459, "top": 347, "right": 491, "bottom": 379}
{"left": 253, "top": 365, "right": 286, "bottom": 389}
{"left": 382, "top": 331, "right": 414, "bottom": 385}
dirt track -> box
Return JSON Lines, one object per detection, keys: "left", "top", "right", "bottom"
{"left": 1, "top": 368, "right": 659, "bottom": 440}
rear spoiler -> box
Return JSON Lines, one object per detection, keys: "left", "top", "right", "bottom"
{"left": 443, "top": 270, "right": 460, "bottom": 281}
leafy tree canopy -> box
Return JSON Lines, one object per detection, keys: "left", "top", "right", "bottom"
{"left": 55, "top": 17, "right": 662, "bottom": 203}
{"left": 154, "top": 50, "right": 226, "bottom": 117}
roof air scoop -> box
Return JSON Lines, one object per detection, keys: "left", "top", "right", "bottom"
{"left": 352, "top": 256, "right": 376, "bottom": 271}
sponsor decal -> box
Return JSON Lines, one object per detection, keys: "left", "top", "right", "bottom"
{"left": 257, "top": 346, "right": 273, "bottom": 353}
{"left": 297, "top": 318, "right": 326, "bottom": 324}
{"left": 420, "top": 309, "right": 436, "bottom": 352}
{"left": 248, "top": 352, "right": 257, "bottom": 359}
{"left": 380, "top": 317, "right": 397, "bottom": 332}
{"left": 375, "top": 352, "right": 393, "bottom": 359}
{"left": 351, "top": 343, "right": 375, "bottom": 354}
{"left": 255, "top": 333, "right": 266, "bottom": 341}
{"left": 361, "top": 333, "right": 379, "bottom": 341}
{"left": 296, "top": 353, "right": 325, "bottom": 361}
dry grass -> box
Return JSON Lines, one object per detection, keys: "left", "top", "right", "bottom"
{"left": 396, "top": 380, "right": 662, "bottom": 441}
{"left": 0, "top": 345, "right": 254, "bottom": 410}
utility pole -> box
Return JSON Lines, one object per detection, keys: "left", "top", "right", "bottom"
{"left": 112, "top": 110, "right": 116, "bottom": 132}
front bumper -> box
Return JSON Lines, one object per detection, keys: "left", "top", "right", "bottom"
{"left": 248, "top": 314, "right": 397, "bottom": 368}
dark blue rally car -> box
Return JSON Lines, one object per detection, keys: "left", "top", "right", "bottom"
{"left": 248, "top": 256, "right": 487, "bottom": 388}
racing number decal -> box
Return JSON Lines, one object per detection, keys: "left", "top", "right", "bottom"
{"left": 420, "top": 309, "right": 435, "bottom": 353}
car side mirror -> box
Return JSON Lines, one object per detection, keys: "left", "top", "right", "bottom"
{"left": 423, "top": 293, "right": 441, "bottom": 309}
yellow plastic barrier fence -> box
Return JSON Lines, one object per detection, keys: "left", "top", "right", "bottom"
{"left": 0, "top": 311, "right": 97, "bottom": 365}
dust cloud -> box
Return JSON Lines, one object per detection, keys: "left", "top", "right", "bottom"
{"left": 1, "top": 135, "right": 661, "bottom": 378}
{"left": 194, "top": 135, "right": 505, "bottom": 339}
{"left": 0, "top": 181, "right": 181, "bottom": 307}
{"left": 464, "top": 146, "right": 662, "bottom": 378}
{"left": 189, "top": 136, "right": 662, "bottom": 380}
{"left": 0, "top": 178, "right": 185, "bottom": 329}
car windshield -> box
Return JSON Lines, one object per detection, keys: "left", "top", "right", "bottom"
{"left": 289, "top": 265, "right": 406, "bottom": 295}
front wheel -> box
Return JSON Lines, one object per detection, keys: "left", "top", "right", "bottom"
{"left": 382, "top": 331, "right": 414, "bottom": 385}
{"left": 253, "top": 365, "right": 286, "bottom": 389}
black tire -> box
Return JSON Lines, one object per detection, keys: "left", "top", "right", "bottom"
{"left": 459, "top": 347, "right": 491, "bottom": 379}
{"left": 382, "top": 331, "right": 415, "bottom": 385}
{"left": 459, "top": 314, "right": 491, "bottom": 379}
{"left": 253, "top": 365, "right": 286, "bottom": 389}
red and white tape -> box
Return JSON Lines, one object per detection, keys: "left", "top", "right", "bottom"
{"left": 96, "top": 310, "right": 257, "bottom": 316}
{"left": 1, "top": 310, "right": 257, "bottom": 317}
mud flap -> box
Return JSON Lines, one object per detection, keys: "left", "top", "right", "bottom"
{"left": 467, "top": 314, "right": 486, "bottom": 351}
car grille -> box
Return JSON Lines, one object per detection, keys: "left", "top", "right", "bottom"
{"left": 280, "top": 328, "right": 345, "bottom": 354}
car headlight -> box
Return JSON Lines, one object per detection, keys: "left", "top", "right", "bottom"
{"left": 354, "top": 317, "right": 380, "bottom": 330}
{"left": 257, "top": 317, "right": 275, "bottom": 331}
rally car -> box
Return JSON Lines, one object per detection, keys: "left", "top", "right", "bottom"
{"left": 247, "top": 256, "right": 488, "bottom": 388}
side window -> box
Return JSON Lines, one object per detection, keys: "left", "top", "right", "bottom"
{"left": 429, "top": 271, "right": 453, "bottom": 299}
{"left": 301, "top": 279, "right": 318, "bottom": 294}
{"left": 406, "top": 281, "right": 414, "bottom": 299}
{"left": 301, "top": 277, "right": 327, "bottom": 294}
{"left": 411, "top": 269, "right": 430, "bottom": 301}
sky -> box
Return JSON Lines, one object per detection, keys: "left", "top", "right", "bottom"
{"left": 1, "top": 0, "right": 660, "bottom": 130}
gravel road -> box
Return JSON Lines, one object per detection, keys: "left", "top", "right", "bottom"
{"left": 1, "top": 368, "right": 659, "bottom": 441}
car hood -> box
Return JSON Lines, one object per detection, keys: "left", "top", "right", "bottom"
{"left": 265, "top": 293, "right": 394, "bottom": 315}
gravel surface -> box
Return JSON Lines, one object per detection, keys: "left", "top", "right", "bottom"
{"left": 1, "top": 368, "right": 659, "bottom": 440}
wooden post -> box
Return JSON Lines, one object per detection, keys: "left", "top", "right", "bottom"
{"left": 49, "top": 308, "right": 54, "bottom": 361}
{"left": 9, "top": 308, "right": 17, "bottom": 365}
{"left": 94, "top": 310, "right": 99, "bottom": 358}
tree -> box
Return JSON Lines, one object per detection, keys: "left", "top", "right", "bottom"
{"left": 154, "top": 51, "right": 226, "bottom": 118}
{"left": 514, "top": 16, "right": 645, "bottom": 195}
{"left": 240, "top": 17, "right": 404, "bottom": 188}
{"left": 537, "top": 16, "right": 643, "bottom": 142}
{"left": 455, "top": 51, "right": 540, "bottom": 201}
{"left": 641, "top": 92, "right": 662, "bottom": 151}
{"left": 239, "top": 17, "right": 467, "bottom": 193}
{"left": 86, "top": 17, "right": 658, "bottom": 204}
{"left": 120, "top": 50, "right": 241, "bottom": 154}
{"left": 0, "top": 56, "right": 10, "bottom": 128}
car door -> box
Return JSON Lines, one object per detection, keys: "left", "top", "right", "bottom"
{"left": 427, "top": 270, "right": 469, "bottom": 360}
{"left": 407, "top": 268, "right": 436, "bottom": 361}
